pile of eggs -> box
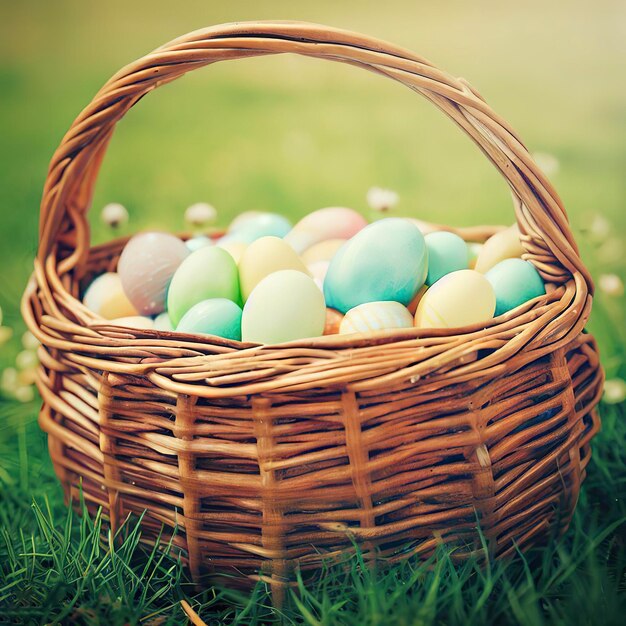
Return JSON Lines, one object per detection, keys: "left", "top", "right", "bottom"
{"left": 82, "top": 207, "right": 546, "bottom": 344}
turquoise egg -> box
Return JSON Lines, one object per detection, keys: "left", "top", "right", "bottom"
{"left": 424, "top": 231, "right": 469, "bottom": 285}
{"left": 323, "top": 218, "right": 428, "bottom": 314}
{"left": 176, "top": 298, "right": 242, "bottom": 340}
{"left": 485, "top": 258, "right": 546, "bottom": 316}
{"left": 167, "top": 246, "right": 240, "bottom": 326}
{"left": 228, "top": 212, "right": 292, "bottom": 241}
{"left": 185, "top": 235, "right": 213, "bottom": 252}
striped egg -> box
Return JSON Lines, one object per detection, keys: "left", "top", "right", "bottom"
{"left": 339, "top": 301, "right": 413, "bottom": 335}
{"left": 118, "top": 232, "right": 189, "bottom": 315}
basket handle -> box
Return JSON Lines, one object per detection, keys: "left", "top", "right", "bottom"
{"left": 37, "top": 20, "right": 591, "bottom": 289}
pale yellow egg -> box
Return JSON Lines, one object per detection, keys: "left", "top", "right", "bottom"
{"left": 108, "top": 316, "right": 155, "bottom": 330}
{"left": 301, "top": 239, "right": 346, "bottom": 265}
{"left": 239, "top": 236, "right": 310, "bottom": 302}
{"left": 474, "top": 224, "right": 525, "bottom": 273}
{"left": 83, "top": 273, "right": 138, "bottom": 319}
{"left": 340, "top": 301, "right": 413, "bottom": 335}
{"left": 414, "top": 270, "right": 495, "bottom": 329}
{"left": 216, "top": 239, "right": 248, "bottom": 263}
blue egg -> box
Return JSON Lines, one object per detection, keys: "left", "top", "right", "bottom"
{"left": 185, "top": 236, "right": 213, "bottom": 252}
{"left": 323, "top": 218, "right": 428, "bottom": 314}
{"left": 229, "top": 212, "right": 292, "bottom": 241}
{"left": 485, "top": 258, "right": 546, "bottom": 316}
{"left": 424, "top": 231, "right": 469, "bottom": 285}
{"left": 176, "top": 298, "right": 242, "bottom": 340}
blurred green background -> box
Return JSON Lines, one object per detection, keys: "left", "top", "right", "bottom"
{"left": 1, "top": 0, "right": 624, "bottom": 364}
{"left": 0, "top": 1, "right": 625, "bottom": 622}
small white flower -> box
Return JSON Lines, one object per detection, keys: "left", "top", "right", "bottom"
{"left": 16, "top": 350, "right": 38, "bottom": 371}
{"left": 185, "top": 202, "right": 217, "bottom": 226}
{"left": 603, "top": 378, "right": 626, "bottom": 405}
{"left": 21, "top": 330, "right": 39, "bottom": 351}
{"left": 101, "top": 203, "right": 129, "bottom": 228}
{"left": 366, "top": 187, "right": 399, "bottom": 212}
{"left": 598, "top": 274, "right": 624, "bottom": 297}
{"left": 14, "top": 385, "right": 35, "bottom": 403}
{"left": 597, "top": 238, "right": 623, "bottom": 264}
{"left": 589, "top": 215, "right": 611, "bottom": 241}
{"left": 532, "top": 151, "right": 560, "bottom": 176}
{"left": 1, "top": 367, "right": 18, "bottom": 392}
{"left": 0, "top": 326, "right": 12, "bottom": 346}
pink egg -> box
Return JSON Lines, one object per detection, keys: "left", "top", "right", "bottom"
{"left": 118, "top": 232, "right": 189, "bottom": 315}
{"left": 307, "top": 260, "right": 330, "bottom": 290}
{"left": 284, "top": 207, "right": 368, "bottom": 254}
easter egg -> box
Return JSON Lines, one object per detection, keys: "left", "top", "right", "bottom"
{"left": 414, "top": 269, "right": 496, "bottom": 329}
{"left": 340, "top": 301, "right": 413, "bottom": 335}
{"left": 324, "top": 308, "right": 344, "bottom": 335}
{"left": 475, "top": 224, "right": 525, "bottom": 273}
{"left": 118, "top": 232, "right": 189, "bottom": 315}
{"left": 83, "top": 272, "right": 137, "bottom": 319}
{"left": 108, "top": 316, "right": 155, "bottom": 330}
{"left": 185, "top": 235, "right": 213, "bottom": 252}
{"left": 153, "top": 312, "right": 174, "bottom": 332}
{"left": 228, "top": 210, "right": 262, "bottom": 232}
{"left": 301, "top": 238, "right": 347, "bottom": 265}
{"left": 284, "top": 207, "right": 368, "bottom": 254}
{"left": 323, "top": 218, "right": 428, "bottom": 314}
{"left": 177, "top": 298, "right": 242, "bottom": 341}
{"left": 216, "top": 237, "right": 248, "bottom": 263}
{"left": 167, "top": 246, "right": 240, "bottom": 326}
{"left": 242, "top": 270, "right": 325, "bottom": 344}
{"left": 468, "top": 242, "right": 483, "bottom": 269}
{"left": 239, "top": 236, "right": 310, "bottom": 301}
{"left": 424, "top": 232, "right": 469, "bottom": 286}
{"left": 485, "top": 258, "right": 546, "bottom": 316}
{"left": 228, "top": 212, "right": 292, "bottom": 241}
{"left": 307, "top": 261, "right": 330, "bottom": 291}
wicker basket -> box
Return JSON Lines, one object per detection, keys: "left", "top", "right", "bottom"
{"left": 22, "top": 21, "right": 603, "bottom": 600}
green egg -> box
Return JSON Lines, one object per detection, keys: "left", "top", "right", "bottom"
{"left": 242, "top": 270, "right": 326, "bottom": 344}
{"left": 485, "top": 258, "right": 546, "bottom": 316}
{"left": 167, "top": 246, "right": 240, "bottom": 326}
{"left": 176, "top": 298, "right": 242, "bottom": 341}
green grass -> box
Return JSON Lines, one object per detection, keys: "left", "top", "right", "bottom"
{"left": 1, "top": 0, "right": 625, "bottom": 623}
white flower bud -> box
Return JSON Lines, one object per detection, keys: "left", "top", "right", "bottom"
{"left": 532, "top": 151, "right": 560, "bottom": 176}
{"left": 101, "top": 203, "right": 129, "bottom": 228}
{"left": 589, "top": 215, "right": 610, "bottom": 241}
{"left": 603, "top": 378, "right": 626, "bottom": 405}
{"left": 14, "top": 385, "right": 35, "bottom": 403}
{"left": 0, "top": 326, "right": 12, "bottom": 346}
{"left": 185, "top": 202, "right": 217, "bottom": 226}
{"left": 598, "top": 274, "right": 624, "bottom": 297}
{"left": 16, "top": 350, "right": 38, "bottom": 371}
{"left": 21, "top": 330, "right": 40, "bottom": 350}
{"left": 366, "top": 187, "right": 399, "bottom": 212}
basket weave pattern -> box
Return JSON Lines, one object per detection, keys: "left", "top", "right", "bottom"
{"left": 22, "top": 22, "right": 602, "bottom": 596}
